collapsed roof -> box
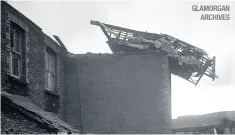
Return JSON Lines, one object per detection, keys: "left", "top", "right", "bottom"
{"left": 90, "top": 20, "right": 218, "bottom": 86}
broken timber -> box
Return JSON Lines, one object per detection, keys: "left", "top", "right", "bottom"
{"left": 90, "top": 20, "right": 218, "bottom": 86}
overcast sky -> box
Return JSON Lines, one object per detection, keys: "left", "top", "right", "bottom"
{"left": 8, "top": 0, "right": 235, "bottom": 119}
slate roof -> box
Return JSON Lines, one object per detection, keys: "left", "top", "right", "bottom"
{"left": 1, "top": 91, "right": 80, "bottom": 133}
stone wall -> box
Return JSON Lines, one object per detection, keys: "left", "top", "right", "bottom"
{"left": 43, "top": 34, "right": 65, "bottom": 115}
{"left": 1, "top": 1, "right": 66, "bottom": 116}
{"left": 1, "top": 1, "right": 32, "bottom": 96}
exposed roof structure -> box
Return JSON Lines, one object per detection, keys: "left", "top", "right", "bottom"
{"left": 91, "top": 20, "right": 218, "bottom": 85}
{"left": 1, "top": 92, "right": 80, "bottom": 133}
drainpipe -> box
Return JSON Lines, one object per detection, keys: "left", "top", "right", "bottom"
{"left": 76, "top": 58, "right": 84, "bottom": 133}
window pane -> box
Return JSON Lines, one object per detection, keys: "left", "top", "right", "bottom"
{"left": 12, "top": 30, "right": 17, "bottom": 51}
{"left": 17, "top": 31, "right": 22, "bottom": 53}
{"left": 11, "top": 29, "right": 22, "bottom": 54}
{"left": 48, "top": 53, "right": 52, "bottom": 71}
{"left": 15, "top": 31, "right": 20, "bottom": 52}
{"left": 46, "top": 52, "right": 49, "bottom": 70}
{"left": 51, "top": 73, "right": 55, "bottom": 91}
{"left": 47, "top": 72, "right": 55, "bottom": 92}
{"left": 47, "top": 51, "right": 56, "bottom": 74}
{"left": 51, "top": 54, "right": 55, "bottom": 74}
{"left": 12, "top": 53, "right": 20, "bottom": 77}
{"left": 45, "top": 50, "right": 56, "bottom": 92}
{"left": 10, "top": 29, "right": 14, "bottom": 47}
{"left": 48, "top": 73, "right": 52, "bottom": 91}
{"left": 46, "top": 72, "right": 48, "bottom": 89}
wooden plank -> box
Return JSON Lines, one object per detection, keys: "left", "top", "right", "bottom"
{"left": 195, "top": 59, "right": 211, "bottom": 86}
{"left": 90, "top": 20, "right": 161, "bottom": 38}
{"left": 53, "top": 35, "right": 68, "bottom": 52}
{"left": 100, "top": 26, "right": 111, "bottom": 40}
{"left": 212, "top": 56, "right": 216, "bottom": 81}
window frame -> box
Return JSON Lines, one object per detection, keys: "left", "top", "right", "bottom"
{"left": 45, "top": 48, "right": 57, "bottom": 92}
{"left": 10, "top": 22, "right": 24, "bottom": 79}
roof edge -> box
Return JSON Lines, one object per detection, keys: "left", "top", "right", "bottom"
{"left": 1, "top": 91, "right": 80, "bottom": 133}
{"left": 1, "top": 1, "right": 42, "bottom": 31}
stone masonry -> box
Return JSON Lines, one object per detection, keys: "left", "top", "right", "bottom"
{"left": 1, "top": 1, "right": 66, "bottom": 116}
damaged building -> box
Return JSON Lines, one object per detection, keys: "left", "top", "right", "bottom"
{"left": 89, "top": 20, "right": 218, "bottom": 86}
{"left": 1, "top": 1, "right": 79, "bottom": 133}
{"left": 1, "top": 1, "right": 218, "bottom": 134}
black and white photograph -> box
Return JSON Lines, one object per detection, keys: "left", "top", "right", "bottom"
{"left": 1, "top": 0, "right": 235, "bottom": 134}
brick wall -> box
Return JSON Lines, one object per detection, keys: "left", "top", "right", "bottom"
{"left": 58, "top": 48, "right": 68, "bottom": 120}
{"left": 63, "top": 56, "right": 82, "bottom": 130}
{"left": 65, "top": 51, "right": 172, "bottom": 133}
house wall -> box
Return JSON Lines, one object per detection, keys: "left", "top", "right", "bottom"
{"left": 1, "top": 1, "right": 66, "bottom": 117}
{"left": 64, "top": 52, "right": 172, "bottom": 133}
{"left": 1, "top": 1, "right": 33, "bottom": 96}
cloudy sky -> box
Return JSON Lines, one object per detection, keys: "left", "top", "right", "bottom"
{"left": 8, "top": 0, "right": 235, "bottom": 119}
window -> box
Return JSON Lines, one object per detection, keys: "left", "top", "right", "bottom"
{"left": 45, "top": 49, "right": 56, "bottom": 92}
{"left": 10, "top": 23, "right": 24, "bottom": 78}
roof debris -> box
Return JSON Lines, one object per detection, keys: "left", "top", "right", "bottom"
{"left": 90, "top": 20, "right": 218, "bottom": 86}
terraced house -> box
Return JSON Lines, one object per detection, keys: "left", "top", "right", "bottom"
{"left": 1, "top": 1, "right": 172, "bottom": 134}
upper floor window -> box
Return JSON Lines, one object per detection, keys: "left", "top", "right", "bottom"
{"left": 10, "top": 22, "right": 24, "bottom": 78}
{"left": 45, "top": 49, "right": 56, "bottom": 92}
